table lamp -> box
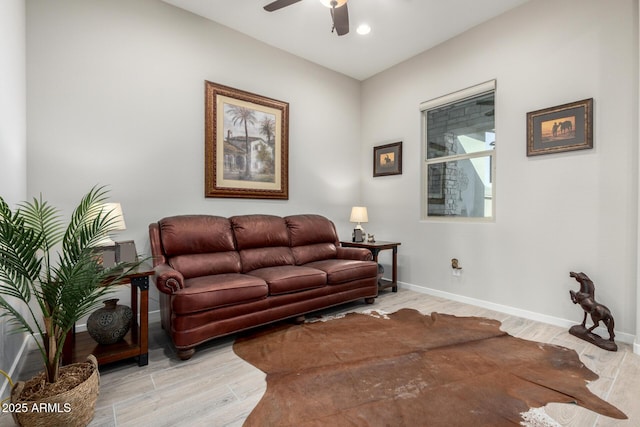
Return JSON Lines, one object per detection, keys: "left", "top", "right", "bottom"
{"left": 349, "top": 206, "right": 368, "bottom": 242}
{"left": 94, "top": 202, "right": 127, "bottom": 247}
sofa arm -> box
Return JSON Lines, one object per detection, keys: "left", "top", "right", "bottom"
{"left": 154, "top": 263, "right": 185, "bottom": 294}
{"left": 336, "top": 246, "right": 373, "bottom": 261}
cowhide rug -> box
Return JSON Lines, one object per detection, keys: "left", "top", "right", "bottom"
{"left": 233, "top": 308, "right": 626, "bottom": 426}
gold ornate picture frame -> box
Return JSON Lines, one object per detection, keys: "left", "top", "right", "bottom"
{"left": 205, "top": 81, "right": 289, "bottom": 199}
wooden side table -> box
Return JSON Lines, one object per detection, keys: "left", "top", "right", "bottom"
{"left": 341, "top": 241, "right": 401, "bottom": 292}
{"left": 62, "top": 266, "right": 154, "bottom": 367}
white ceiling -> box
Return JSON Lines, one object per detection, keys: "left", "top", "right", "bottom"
{"left": 162, "top": 0, "right": 530, "bottom": 81}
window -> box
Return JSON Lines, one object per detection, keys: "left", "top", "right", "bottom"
{"left": 421, "top": 80, "right": 496, "bottom": 220}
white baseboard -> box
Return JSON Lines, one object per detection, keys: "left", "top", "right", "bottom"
{"left": 149, "top": 309, "right": 161, "bottom": 325}
{"left": 400, "top": 282, "right": 636, "bottom": 346}
{"left": 0, "top": 334, "right": 30, "bottom": 401}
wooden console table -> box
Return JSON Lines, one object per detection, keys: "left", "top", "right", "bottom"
{"left": 62, "top": 266, "right": 154, "bottom": 367}
{"left": 341, "top": 241, "right": 401, "bottom": 292}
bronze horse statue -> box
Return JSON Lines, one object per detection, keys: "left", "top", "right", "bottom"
{"left": 569, "top": 271, "right": 615, "bottom": 343}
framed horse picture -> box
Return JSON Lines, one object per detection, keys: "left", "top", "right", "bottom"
{"left": 373, "top": 141, "right": 402, "bottom": 177}
{"left": 526, "top": 98, "right": 593, "bottom": 156}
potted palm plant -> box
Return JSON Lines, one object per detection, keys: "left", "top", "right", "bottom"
{"left": 0, "top": 186, "right": 141, "bottom": 427}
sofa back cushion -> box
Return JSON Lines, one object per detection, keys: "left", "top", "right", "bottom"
{"left": 159, "top": 215, "right": 236, "bottom": 255}
{"left": 285, "top": 214, "right": 339, "bottom": 265}
{"left": 158, "top": 215, "right": 241, "bottom": 278}
{"left": 231, "top": 214, "right": 295, "bottom": 272}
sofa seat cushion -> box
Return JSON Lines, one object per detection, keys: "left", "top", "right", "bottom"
{"left": 248, "top": 265, "right": 327, "bottom": 295}
{"left": 172, "top": 273, "right": 268, "bottom": 315}
{"left": 304, "top": 259, "right": 377, "bottom": 285}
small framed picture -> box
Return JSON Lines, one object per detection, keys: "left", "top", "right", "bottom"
{"left": 373, "top": 141, "right": 402, "bottom": 177}
{"left": 526, "top": 98, "right": 593, "bottom": 156}
{"left": 115, "top": 240, "right": 138, "bottom": 263}
{"left": 353, "top": 229, "right": 364, "bottom": 243}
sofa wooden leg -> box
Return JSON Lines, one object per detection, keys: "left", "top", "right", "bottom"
{"left": 365, "top": 297, "right": 375, "bottom": 304}
{"left": 177, "top": 348, "right": 195, "bottom": 360}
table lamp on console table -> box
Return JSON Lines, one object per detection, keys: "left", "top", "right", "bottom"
{"left": 349, "top": 206, "right": 368, "bottom": 242}
{"left": 92, "top": 202, "right": 127, "bottom": 267}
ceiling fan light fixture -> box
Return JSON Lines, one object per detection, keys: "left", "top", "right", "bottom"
{"left": 320, "top": 0, "right": 347, "bottom": 8}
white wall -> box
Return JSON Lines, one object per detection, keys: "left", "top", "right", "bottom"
{"left": 0, "top": 2, "right": 27, "bottom": 214}
{"left": 0, "top": 0, "right": 27, "bottom": 401}
{"left": 362, "top": 0, "right": 639, "bottom": 337}
{"left": 26, "top": 0, "right": 362, "bottom": 315}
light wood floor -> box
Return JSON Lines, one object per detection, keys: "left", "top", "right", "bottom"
{"left": 2, "top": 288, "right": 639, "bottom": 426}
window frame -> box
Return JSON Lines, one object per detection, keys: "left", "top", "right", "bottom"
{"left": 420, "top": 80, "right": 496, "bottom": 222}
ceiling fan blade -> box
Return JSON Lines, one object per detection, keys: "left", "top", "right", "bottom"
{"left": 264, "top": 0, "right": 303, "bottom": 12}
{"left": 332, "top": 3, "right": 349, "bottom": 35}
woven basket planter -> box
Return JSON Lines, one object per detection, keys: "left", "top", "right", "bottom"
{"left": 10, "top": 355, "right": 99, "bottom": 427}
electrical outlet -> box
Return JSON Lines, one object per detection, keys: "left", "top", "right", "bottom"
{"left": 451, "top": 258, "right": 462, "bottom": 277}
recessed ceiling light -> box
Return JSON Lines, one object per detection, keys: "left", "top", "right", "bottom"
{"left": 356, "top": 24, "right": 371, "bottom": 35}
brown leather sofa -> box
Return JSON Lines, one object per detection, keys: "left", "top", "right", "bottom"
{"left": 149, "top": 214, "right": 378, "bottom": 360}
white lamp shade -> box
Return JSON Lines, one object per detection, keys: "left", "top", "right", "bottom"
{"left": 102, "top": 203, "right": 127, "bottom": 231}
{"left": 93, "top": 203, "right": 126, "bottom": 246}
{"left": 349, "top": 206, "right": 368, "bottom": 224}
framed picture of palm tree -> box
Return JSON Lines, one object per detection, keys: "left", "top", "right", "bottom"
{"left": 205, "top": 81, "right": 289, "bottom": 199}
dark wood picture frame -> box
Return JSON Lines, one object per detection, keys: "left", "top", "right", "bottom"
{"left": 205, "top": 81, "right": 289, "bottom": 199}
{"left": 373, "top": 141, "right": 403, "bottom": 177}
{"left": 526, "top": 98, "right": 593, "bottom": 156}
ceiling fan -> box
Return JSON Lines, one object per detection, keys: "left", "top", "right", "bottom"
{"left": 263, "top": 0, "right": 350, "bottom": 36}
